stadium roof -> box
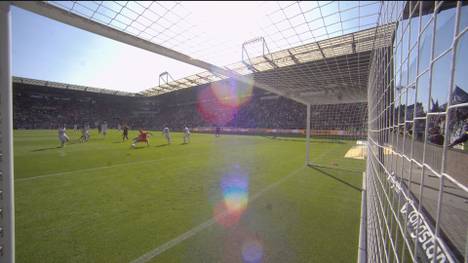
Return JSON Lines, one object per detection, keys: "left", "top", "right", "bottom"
{"left": 13, "top": 76, "right": 137, "bottom": 96}
{"left": 11, "top": 1, "right": 393, "bottom": 105}
{"left": 142, "top": 25, "right": 394, "bottom": 104}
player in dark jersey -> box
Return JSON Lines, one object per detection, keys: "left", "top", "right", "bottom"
{"left": 215, "top": 126, "right": 221, "bottom": 137}
{"left": 79, "top": 124, "right": 90, "bottom": 143}
{"left": 122, "top": 125, "right": 129, "bottom": 142}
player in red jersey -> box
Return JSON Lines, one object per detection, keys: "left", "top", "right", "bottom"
{"left": 131, "top": 129, "right": 152, "bottom": 148}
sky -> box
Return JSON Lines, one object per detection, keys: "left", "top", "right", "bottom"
{"left": 11, "top": 6, "right": 204, "bottom": 93}
{"left": 11, "top": 1, "right": 380, "bottom": 93}
{"left": 11, "top": 2, "right": 274, "bottom": 93}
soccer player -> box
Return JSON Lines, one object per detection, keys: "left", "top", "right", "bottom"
{"left": 122, "top": 125, "right": 129, "bottom": 142}
{"left": 215, "top": 126, "right": 221, "bottom": 137}
{"left": 163, "top": 126, "right": 171, "bottom": 144}
{"left": 101, "top": 121, "right": 108, "bottom": 137}
{"left": 79, "top": 124, "right": 90, "bottom": 143}
{"left": 448, "top": 119, "right": 468, "bottom": 148}
{"left": 183, "top": 126, "right": 190, "bottom": 144}
{"left": 58, "top": 125, "right": 70, "bottom": 147}
{"left": 132, "top": 129, "right": 152, "bottom": 148}
{"left": 73, "top": 123, "right": 78, "bottom": 132}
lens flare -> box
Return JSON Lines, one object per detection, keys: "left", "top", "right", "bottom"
{"left": 242, "top": 238, "right": 264, "bottom": 263}
{"left": 213, "top": 200, "right": 242, "bottom": 227}
{"left": 197, "top": 79, "right": 253, "bottom": 125}
{"left": 221, "top": 173, "right": 249, "bottom": 211}
{"left": 197, "top": 86, "right": 237, "bottom": 126}
{"left": 213, "top": 166, "right": 249, "bottom": 227}
{"left": 211, "top": 79, "right": 253, "bottom": 108}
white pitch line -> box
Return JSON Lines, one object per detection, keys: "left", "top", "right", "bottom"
{"left": 130, "top": 143, "right": 343, "bottom": 263}
{"left": 15, "top": 157, "right": 168, "bottom": 182}
{"left": 15, "top": 139, "right": 284, "bottom": 182}
{"left": 130, "top": 166, "right": 306, "bottom": 263}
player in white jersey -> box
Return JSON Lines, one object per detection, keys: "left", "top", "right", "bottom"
{"left": 183, "top": 126, "right": 190, "bottom": 144}
{"left": 101, "top": 121, "right": 108, "bottom": 136}
{"left": 58, "top": 125, "right": 70, "bottom": 147}
{"left": 163, "top": 126, "right": 171, "bottom": 144}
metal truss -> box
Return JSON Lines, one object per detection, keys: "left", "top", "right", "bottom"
{"left": 40, "top": 1, "right": 381, "bottom": 68}
{"left": 12, "top": 76, "right": 137, "bottom": 96}
{"left": 10, "top": 1, "right": 384, "bottom": 105}
{"left": 143, "top": 25, "right": 394, "bottom": 105}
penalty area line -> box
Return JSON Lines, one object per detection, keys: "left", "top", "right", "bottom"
{"left": 16, "top": 150, "right": 216, "bottom": 182}
{"left": 130, "top": 166, "right": 306, "bottom": 263}
{"left": 15, "top": 157, "right": 170, "bottom": 182}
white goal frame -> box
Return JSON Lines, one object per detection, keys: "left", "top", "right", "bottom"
{"left": 0, "top": 3, "right": 14, "bottom": 263}
{"left": 8, "top": 2, "right": 461, "bottom": 263}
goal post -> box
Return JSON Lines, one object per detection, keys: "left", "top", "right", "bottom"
{"left": 306, "top": 103, "right": 311, "bottom": 166}
{"left": 0, "top": 2, "right": 15, "bottom": 263}
{"left": 304, "top": 102, "right": 368, "bottom": 167}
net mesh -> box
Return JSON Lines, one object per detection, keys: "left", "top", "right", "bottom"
{"left": 6, "top": 1, "right": 468, "bottom": 261}
{"left": 367, "top": 1, "right": 468, "bottom": 262}
{"left": 47, "top": 1, "right": 381, "bottom": 67}
{"left": 309, "top": 102, "right": 367, "bottom": 140}
{"left": 41, "top": 1, "right": 385, "bottom": 100}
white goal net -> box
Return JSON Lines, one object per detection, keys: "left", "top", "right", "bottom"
{"left": 367, "top": 1, "right": 468, "bottom": 262}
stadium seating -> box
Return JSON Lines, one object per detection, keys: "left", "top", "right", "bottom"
{"left": 13, "top": 80, "right": 368, "bottom": 134}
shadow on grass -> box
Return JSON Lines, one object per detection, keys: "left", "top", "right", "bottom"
{"left": 131, "top": 146, "right": 148, "bottom": 150}
{"left": 155, "top": 144, "right": 169, "bottom": 148}
{"left": 31, "top": 146, "right": 62, "bottom": 152}
{"left": 310, "top": 140, "right": 346, "bottom": 144}
{"left": 308, "top": 165, "right": 362, "bottom": 192}
{"left": 261, "top": 136, "right": 345, "bottom": 144}
{"left": 308, "top": 163, "right": 363, "bottom": 173}
{"left": 88, "top": 137, "right": 105, "bottom": 141}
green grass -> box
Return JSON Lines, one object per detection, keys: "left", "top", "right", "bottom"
{"left": 14, "top": 129, "right": 365, "bottom": 263}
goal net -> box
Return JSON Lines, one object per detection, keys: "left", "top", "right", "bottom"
{"left": 309, "top": 102, "right": 367, "bottom": 141}
{"left": 367, "top": 1, "right": 468, "bottom": 262}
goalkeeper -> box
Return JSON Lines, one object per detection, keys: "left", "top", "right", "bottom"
{"left": 132, "top": 129, "right": 152, "bottom": 148}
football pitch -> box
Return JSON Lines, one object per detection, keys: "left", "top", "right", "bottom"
{"left": 14, "top": 129, "right": 365, "bottom": 263}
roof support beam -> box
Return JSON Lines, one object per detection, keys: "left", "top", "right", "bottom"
{"left": 11, "top": 1, "right": 307, "bottom": 105}
{"left": 196, "top": 74, "right": 213, "bottom": 83}
{"left": 242, "top": 62, "right": 259, "bottom": 73}
{"left": 316, "top": 43, "right": 326, "bottom": 59}
{"left": 352, "top": 33, "right": 356, "bottom": 54}
{"left": 186, "top": 79, "right": 199, "bottom": 85}
{"left": 160, "top": 85, "right": 172, "bottom": 91}
{"left": 263, "top": 56, "right": 278, "bottom": 69}
{"left": 173, "top": 80, "right": 187, "bottom": 87}
{"left": 167, "top": 84, "right": 179, "bottom": 90}
{"left": 287, "top": 50, "right": 300, "bottom": 64}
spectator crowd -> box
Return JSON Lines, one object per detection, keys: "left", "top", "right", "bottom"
{"left": 13, "top": 81, "right": 368, "bottom": 133}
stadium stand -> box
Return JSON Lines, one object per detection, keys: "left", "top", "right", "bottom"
{"left": 13, "top": 77, "right": 368, "bottom": 136}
